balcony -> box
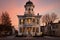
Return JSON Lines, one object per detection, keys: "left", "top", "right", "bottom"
{"left": 23, "top": 23, "right": 33, "bottom": 27}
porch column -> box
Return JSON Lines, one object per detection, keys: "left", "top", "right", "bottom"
{"left": 39, "top": 27, "right": 40, "bottom": 33}
{"left": 31, "top": 27, "right": 33, "bottom": 35}
{"left": 18, "top": 26, "right": 21, "bottom": 35}
{"left": 37, "top": 26, "right": 41, "bottom": 36}
{"left": 35, "top": 27, "right": 36, "bottom": 33}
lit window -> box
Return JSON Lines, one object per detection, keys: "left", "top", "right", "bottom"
{"left": 28, "top": 19, "right": 31, "bottom": 24}
{"left": 21, "top": 19, "right": 23, "bottom": 23}
{"left": 19, "top": 19, "right": 24, "bottom": 24}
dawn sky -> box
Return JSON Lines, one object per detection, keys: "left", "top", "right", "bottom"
{"left": 0, "top": 0, "right": 60, "bottom": 30}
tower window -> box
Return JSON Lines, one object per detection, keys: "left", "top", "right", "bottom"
{"left": 29, "top": 8, "right": 30, "bottom": 11}
{"left": 25, "top": 8, "right": 27, "bottom": 10}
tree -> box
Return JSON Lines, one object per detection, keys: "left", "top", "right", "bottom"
{"left": 1, "top": 12, "right": 11, "bottom": 26}
{"left": 0, "top": 11, "right": 13, "bottom": 36}
{"left": 42, "top": 13, "right": 57, "bottom": 25}
{"left": 50, "top": 13, "right": 57, "bottom": 23}
{"left": 42, "top": 13, "right": 58, "bottom": 35}
{"left": 42, "top": 14, "right": 51, "bottom": 25}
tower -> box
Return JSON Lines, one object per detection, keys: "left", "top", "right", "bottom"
{"left": 24, "top": 0, "right": 35, "bottom": 15}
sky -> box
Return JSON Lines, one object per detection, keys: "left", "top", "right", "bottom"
{"left": 0, "top": 0, "right": 60, "bottom": 30}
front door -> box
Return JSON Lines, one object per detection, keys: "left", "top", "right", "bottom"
{"left": 27, "top": 27, "right": 32, "bottom": 36}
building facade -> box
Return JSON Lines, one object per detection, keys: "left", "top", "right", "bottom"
{"left": 49, "top": 22, "right": 60, "bottom": 36}
{"left": 41, "top": 21, "right": 60, "bottom": 36}
{"left": 17, "top": 0, "right": 42, "bottom": 36}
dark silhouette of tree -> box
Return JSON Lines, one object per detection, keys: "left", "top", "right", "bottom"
{"left": 50, "top": 13, "right": 58, "bottom": 23}
{"left": 1, "top": 12, "right": 11, "bottom": 26}
{"left": 42, "top": 14, "right": 51, "bottom": 25}
{"left": 42, "top": 13, "right": 57, "bottom": 25}
{"left": 0, "top": 11, "right": 13, "bottom": 37}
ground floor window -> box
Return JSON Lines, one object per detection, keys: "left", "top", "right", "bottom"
{"left": 33, "top": 27, "right": 35, "bottom": 32}
{"left": 20, "top": 27, "right": 22, "bottom": 32}
{"left": 20, "top": 27, "right": 23, "bottom": 33}
{"left": 36, "top": 27, "right": 39, "bottom": 33}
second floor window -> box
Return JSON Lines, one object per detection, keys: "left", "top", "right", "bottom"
{"left": 19, "top": 19, "right": 24, "bottom": 24}
{"left": 37, "top": 19, "right": 39, "bottom": 24}
{"left": 28, "top": 19, "right": 31, "bottom": 24}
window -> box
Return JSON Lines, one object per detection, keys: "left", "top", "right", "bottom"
{"left": 37, "top": 19, "right": 39, "bottom": 24}
{"left": 33, "top": 27, "right": 35, "bottom": 32}
{"left": 29, "top": 8, "right": 30, "bottom": 11}
{"left": 33, "top": 19, "right": 35, "bottom": 22}
{"left": 21, "top": 19, "right": 23, "bottom": 23}
{"left": 25, "top": 8, "right": 27, "bottom": 10}
{"left": 19, "top": 19, "right": 21, "bottom": 24}
{"left": 19, "top": 19, "right": 24, "bottom": 24}
{"left": 22, "top": 27, "right": 24, "bottom": 33}
{"left": 28, "top": 19, "right": 31, "bottom": 24}
{"left": 20, "top": 27, "right": 22, "bottom": 33}
{"left": 36, "top": 27, "right": 39, "bottom": 33}
{"left": 52, "top": 25, "right": 58, "bottom": 29}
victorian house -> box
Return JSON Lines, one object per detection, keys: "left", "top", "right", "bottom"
{"left": 17, "top": 0, "right": 42, "bottom": 36}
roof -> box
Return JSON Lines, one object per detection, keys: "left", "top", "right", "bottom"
{"left": 26, "top": 0, "right": 33, "bottom": 5}
{"left": 17, "top": 14, "right": 42, "bottom": 18}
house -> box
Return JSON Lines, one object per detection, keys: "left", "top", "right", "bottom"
{"left": 41, "top": 21, "right": 60, "bottom": 36}
{"left": 17, "top": 0, "right": 42, "bottom": 36}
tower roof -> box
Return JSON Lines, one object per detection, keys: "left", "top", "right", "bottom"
{"left": 24, "top": 0, "right": 35, "bottom": 8}
{"left": 26, "top": 0, "right": 33, "bottom": 5}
